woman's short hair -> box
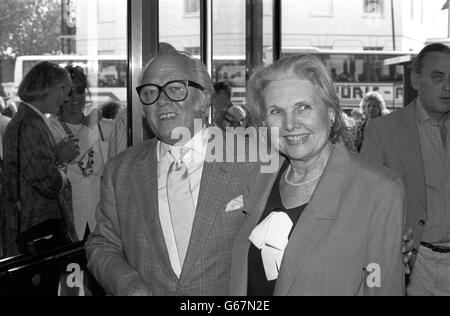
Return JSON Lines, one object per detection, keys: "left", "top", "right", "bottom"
{"left": 65, "top": 65, "right": 89, "bottom": 96}
{"left": 18, "top": 61, "right": 69, "bottom": 103}
{"left": 359, "top": 91, "right": 389, "bottom": 115}
{"left": 246, "top": 54, "right": 352, "bottom": 147}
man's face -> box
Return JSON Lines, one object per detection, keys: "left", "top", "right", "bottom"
{"left": 412, "top": 51, "right": 450, "bottom": 120}
{"left": 140, "top": 55, "right": 209, "bottom": 145}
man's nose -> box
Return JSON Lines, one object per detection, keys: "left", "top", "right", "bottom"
{"left": 157, "top": 91, "right": 171, "bottom": 107}
{"left": 444, "top": 76, "right": 450, "bottom": 91}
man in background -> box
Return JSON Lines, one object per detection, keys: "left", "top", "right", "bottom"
{"left": 361, "top": 43, "right": 450, "bottom": 295}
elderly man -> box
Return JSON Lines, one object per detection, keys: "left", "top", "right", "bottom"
{"left": 86, "top": 51, "right": 256, "bottom": 296}
{"left": 361, "top": 43, "right": 450, "bottom": 296}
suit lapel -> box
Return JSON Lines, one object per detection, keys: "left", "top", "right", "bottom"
{"left": 274, "top": 144, "right": 350, "bottom": 296}
{"left": 21, "top": 103, "right": 57, "bottom": 149}
{"left": 178, "top": 159, "right": 232, "bottom": 283}
{"left": 394, "top": 102, "right": 426, "bottom": 210}
{"left": 131, "top": 139, "right": 178, "bottom": 281}
{"left": 230, "top": 157, "right": 284, "bottom": 295}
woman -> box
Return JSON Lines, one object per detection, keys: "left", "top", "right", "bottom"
{"left": 49, "top": 66, "right": 114, "bottom": 240}
{"left": 1, "top": 61, "right": 79, "bottom": 257}
{"left": 354, "top": 91, "right": 390, "bottom": 152}
{"left": 230, "top": 55, "right": 405, "bottom": 296}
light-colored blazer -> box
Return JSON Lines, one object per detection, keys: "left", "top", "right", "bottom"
{"left": 86, "top": 136, "right": 256, "bottom": 296}
{"left": 361, "top": 100, "right": 426, "bottom": 252}
{"left": 230, "top": 144, "right": 405, "bottom": 296}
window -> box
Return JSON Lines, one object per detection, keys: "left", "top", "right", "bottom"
{"left": 98, "top": 0, "right": 115, "bottom": 22}
{"left": 2, "top": 0, "right": 128, "bottom": 261}
{"left": 184, "top": 0, "right": 200, "bottom": 15}
{"left": 363, "top": 0, "right": 384, "bottom": 15}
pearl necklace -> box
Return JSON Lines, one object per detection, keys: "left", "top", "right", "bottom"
{"left": 59, "top": 119, "right": 95, "bottom": 177}
{"left": 284, "top": 165, "right": 322, "bottom": 187}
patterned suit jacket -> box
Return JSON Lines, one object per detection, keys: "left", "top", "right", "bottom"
{"left": 1, "top": 103, "right": 76, "bottom": 258}
{"left": 86, "top": 135, "right": 257, "bottom": 296}
{"left": 361, "top": 100, "right": 426, "bottom": 253}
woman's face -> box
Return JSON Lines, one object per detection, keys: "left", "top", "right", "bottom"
{"left": 45, "top": 74, "right": 72, "bottom": 115}
{"left": 263, "top": 79, "right": 334, "bottom": 162}
{"left": 61, "top": 85, "right": 87, "bottom": 117}
{"left": 365, "top": 98, "right": 382, "bottom": 119}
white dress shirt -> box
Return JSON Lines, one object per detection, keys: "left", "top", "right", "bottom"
{"left": 416, "top": 100, "right": 450, "bottom": 243}
{"left": 157, "top": 129, "right": 209, "bottom": 277}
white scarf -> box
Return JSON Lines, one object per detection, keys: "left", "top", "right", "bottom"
{"left": 249, "top": 211, "right": 293, "bottom": 281}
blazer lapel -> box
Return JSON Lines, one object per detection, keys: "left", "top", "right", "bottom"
{"left": 394, "top": 102, "right": 426, "bottom": 210}
{"left": 178, "top": 159, "right": 232, "bottom": 283}
{"left": 21, "top": 103, "right": 57, "bottom": 149}
{"left": 230, "top": 157, "right": 285, "bottom": 295}
{"left": 131, "top": 139, "right": 178, "bottom": 281}
{"left": 274, "top": 144, "right": 350, "bottom": 296}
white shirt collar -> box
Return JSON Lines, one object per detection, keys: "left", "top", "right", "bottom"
{"left": 158, "top": 128, "right": 209, "bottom": 163}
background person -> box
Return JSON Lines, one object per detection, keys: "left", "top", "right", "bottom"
{"left": 100, "top": 100, "right": 123, "bottom": 120}
{"left": 361, "top": 43, "right": 450, "bottom": 296}
{"left": 1, "top": 61, "right": 78, "bottom": 257}
{"left": 230, "top": 54, "right": 405, "bottom": 296}
{"left": 354, "top": 91, "right": 390, "bottom": 152}
{"left": 49, "top": 65, "right": 114, "bottom": 240}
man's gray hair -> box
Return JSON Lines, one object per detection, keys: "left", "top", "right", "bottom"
{"left": 139, "top": 50, "right": 214, "bottom": 96}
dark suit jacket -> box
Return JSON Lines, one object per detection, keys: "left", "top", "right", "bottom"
{"left": 86, "top": 135, "right": 257, "bottom": 296}
{"left": 231, "top": 144, "right": 405, "bottom": 296}
{"left": 361, "top": 100, "right": 426, "bottom": 252}
{"left": 1, "top": 103, "right": 76, "bottom": 257}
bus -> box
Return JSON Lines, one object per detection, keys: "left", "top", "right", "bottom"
{"left": 265, "top": 47, "right": 417, "bottom": 112}
{"left": 14, "top": 55, "right": 127, "bottom": 103}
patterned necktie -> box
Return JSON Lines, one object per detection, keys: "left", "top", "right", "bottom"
{"left": 166, "top": 148, "right": 196, "bottom": 266}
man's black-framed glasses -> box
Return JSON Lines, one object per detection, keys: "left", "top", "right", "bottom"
{"left": 136, "top": 80, "right": 204, "bottom": 105}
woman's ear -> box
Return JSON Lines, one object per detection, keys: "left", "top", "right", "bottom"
{"left": 328, "top": 108, "right": 336, "bottom": 125}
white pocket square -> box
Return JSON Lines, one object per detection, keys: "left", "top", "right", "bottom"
{"left": 225, "top": 195, "right": 244, "bottom": 213}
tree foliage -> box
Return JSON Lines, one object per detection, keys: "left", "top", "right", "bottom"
{"left": 0, "top": 0, "right": 62, "bottom": 60}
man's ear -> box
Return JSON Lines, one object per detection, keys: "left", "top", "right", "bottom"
{"left": 410, "top": 71, "right": 420, "bottom": 91}
{"left": 202, "top": 91, "right": 212, "bottom": 110}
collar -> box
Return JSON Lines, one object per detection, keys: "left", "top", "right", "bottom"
{"left": 158, "top": 128, "right": 209, "bottom": 163}
{"left": 416, "top": 99, "right": 446, "bottom": 127}
{"left": 22, "top": 101, "right": 52, "bottom": 130}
